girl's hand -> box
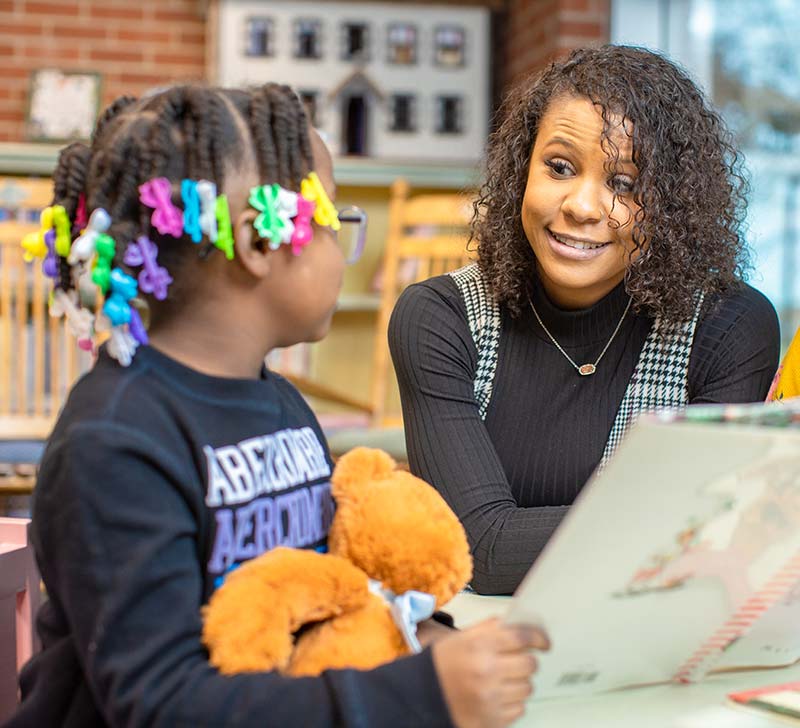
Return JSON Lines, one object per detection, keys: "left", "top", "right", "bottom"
{"left": 416, "top": 617, "right": 455, "bottom": 647}
{"left": 432, "top": 618, "right": 549, "bottom": 728}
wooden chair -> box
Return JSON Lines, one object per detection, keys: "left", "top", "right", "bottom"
{"left": 0, "top": 176, "right": 91, "bottom": 496}
{"left": 326, "top": 178, "right": 475, "bottom": 459}
{"left": 0, "top": 517, "right": 41, "bottom": 722}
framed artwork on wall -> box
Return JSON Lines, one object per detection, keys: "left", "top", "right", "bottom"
{"left": 26, "top": 69, "right": 102, "bottom": 143}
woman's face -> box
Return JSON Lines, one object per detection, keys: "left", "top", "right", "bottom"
{"left": 521, "top": 94, "right": 641, "bottom": 309}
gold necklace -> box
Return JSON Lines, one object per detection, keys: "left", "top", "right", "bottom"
{"left": 529, "top": 296, "right": 633, "bottom": 376}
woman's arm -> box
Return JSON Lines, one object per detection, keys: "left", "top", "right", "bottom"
{"left": 688, "top": 284, "right": 780, "bottom": 404}
{"left": 390, "top": 281, "right": 567, "bottom": 595}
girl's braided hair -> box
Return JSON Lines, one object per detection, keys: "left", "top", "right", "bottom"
{"left": 474, "top": 44, "right": 751, "bottom": 322}
{"left": 49, "top": 83, "right": 313, "bottom": 318}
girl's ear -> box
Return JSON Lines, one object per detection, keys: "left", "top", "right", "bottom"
{"left": 233, "top": 208, "right": 271, "bottom": 278}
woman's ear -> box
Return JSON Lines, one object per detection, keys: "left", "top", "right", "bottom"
{"left": 233, "top": 208, "right": 272, "bottom": 278}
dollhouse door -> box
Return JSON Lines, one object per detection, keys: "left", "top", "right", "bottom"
{"left": 342, "top": 95, "right": 368, "bottom": 156}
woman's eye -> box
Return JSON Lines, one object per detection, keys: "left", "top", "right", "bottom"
{"left": 545, "top": 159, "right": 574, "bottom": 177}
{"left": 610, "top": 175, "right": 635, "bottom": 194}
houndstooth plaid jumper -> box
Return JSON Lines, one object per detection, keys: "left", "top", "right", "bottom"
{"left": 449, "top": 263, "right": 705, "bottom": 469}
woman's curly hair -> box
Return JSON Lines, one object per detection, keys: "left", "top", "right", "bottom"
{"left": 474, "top": 44, "right": 751, "bottom": 322}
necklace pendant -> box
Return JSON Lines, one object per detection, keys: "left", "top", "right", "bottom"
{"left": 578, "top": 363, "right": 596, "bottom": 376}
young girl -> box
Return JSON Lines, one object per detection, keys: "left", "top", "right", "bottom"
{"left": 390, "top": 45, "right": 781, "bottom": 595}
{"left": 7, "top": 85, "right": 547, "bottom": 728}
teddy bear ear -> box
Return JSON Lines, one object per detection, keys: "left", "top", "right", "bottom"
{"left": 331, "top": 447, "right": 396, "bottom": 499}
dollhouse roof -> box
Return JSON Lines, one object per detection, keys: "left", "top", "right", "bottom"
{"left": 327, "top": 68, "right": 386, "bottom": 102}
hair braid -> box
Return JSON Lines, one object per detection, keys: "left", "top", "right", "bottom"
{"left": 51, "top": 142, "right": 91, "bottom": 291}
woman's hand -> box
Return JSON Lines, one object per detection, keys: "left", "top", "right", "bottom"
{"left": 432, "top": 617, "right": 549, "bottom": 728}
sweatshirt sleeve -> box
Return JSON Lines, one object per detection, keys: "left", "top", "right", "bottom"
{"left": 688, "top": 284, "right": 780, "bottom": 404}
{"left": 31, "top": 421, "right": 453, "bottom": 728}
{"left": 389, "top": 280, "right": 567, "bottom": 596}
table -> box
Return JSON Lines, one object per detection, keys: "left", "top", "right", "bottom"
{"left": 446, "top": 592, "right": 800, "bottom": 727}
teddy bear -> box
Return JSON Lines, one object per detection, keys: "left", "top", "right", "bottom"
{"left": 202, "top": 447, "right": 472, "bottom": 677}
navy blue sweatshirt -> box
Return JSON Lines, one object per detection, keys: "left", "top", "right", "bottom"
{"left": 5, "top": 346, "right": 453, "bottom": 728}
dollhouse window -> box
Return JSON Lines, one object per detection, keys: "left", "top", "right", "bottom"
{"left": 299, "top": 90, "right": 319, "bottom": 126}
{"left": 387, "top": 23, "right": 417, "bottom": 65}
{"left": 294, "top": 19, "right": 322, "bottom": 59}
{"left": 342, "top": 23, "right": 369, "bottom": 61}
{"left": 388, "top": 23, "right": 417, "bottom": 65}
{"left": 434, "top": 26, "right": 465, "bottom": 67}
{"left": 244, "top": 17, "right": 273, "bottom": 57}
{"left": 435, "top": 95, "right": 463, "bottom": 134}
{"left": 389, "top": 94, "right": 416, "bottom": 132}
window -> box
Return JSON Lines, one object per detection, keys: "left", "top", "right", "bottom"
{"left": 434, "top": 25, "right": 465, "bottom": 67}
{"left": 387, "top": 23, "right": 417, "bottom": 64}
{"left": 389, "top": 94, "right": 416, "bottom": 132}
{"left": 613, "top": 0, "right": 800, "bottom": 346}
{"left": 294, "top": 19, "right": 321, "bottom": 59}
{"left": 244, "top": 17, "right": 273, "bottom": 57}
{"left": 436, "top": 95, "right": 463, "bottom": 134}
{"left": 342, "top": 22, "right": 369, "bottom": 61}
{"left": 299, "top": 90, "right": 318, "bottom": 126}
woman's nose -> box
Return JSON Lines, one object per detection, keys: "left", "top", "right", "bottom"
{"left": 561, "top": 177, "right": 605, "bottom": 225}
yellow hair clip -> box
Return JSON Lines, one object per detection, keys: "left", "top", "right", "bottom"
{"left": 52, "top": 205, "right": 72, "bottom": 257}
{"left": 21, "top": 206, "right": 54, "bottom": 262}
{"left": 300, "top": 172, "right": 340, "bottom": 232}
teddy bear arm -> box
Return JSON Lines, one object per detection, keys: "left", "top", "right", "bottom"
{"left": 288, "top": 593, "right": 410, "bottom": 677}
{"left": 203, "top": 547, "right": 370, "bottom": 675}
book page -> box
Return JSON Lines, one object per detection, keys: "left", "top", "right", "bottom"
{"left": 506, "top": 422, "right": 800, "bottom": 700}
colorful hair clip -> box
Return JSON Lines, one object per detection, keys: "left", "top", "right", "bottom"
{"left": 50, "top": 289, "right": 94, "bottom": 352}
{"left": 91, "top": 233, "right": 116, "bottom": 294}
{"left": 21, "top": 207, "right": 53, "bottom": 262}
{"left": 52, "top": 205, "right": 72, "bottom": 257}
{"left": 249, "top": 184, "right": 295, "bottom": 249}
{"left": 214, "top": 194, "right": 235, "bottom": 260}
{"left": 197, "top": 180, "right": 218, "bottom": 243}
{"left": 69, "top": 208, "right": 111, "bottom": 264}
{"left": 123, "top": 236, "right": 173, "bottom": 301}
{"left": 301, "top": 172, "right": 340, "bottom": 231}
{"left": 128, "top": 307, "right": 149, "bottom": 346}
{"left": 96, "top": 313, "right": 139, "bottom": 367}
{"left": 74, "top": 193, "right": 88, "bottom": 230}
{"left": 181, "top": 180, "right": 202, "bottom": 244}
{"left": 290, "top": 195, "right": 316, "bottom": 255}
{"left": 43, "top": 229, "right": 59, "bottom": 279}
{"left": 139, "top": 178, "right": 184, "bottom": 238}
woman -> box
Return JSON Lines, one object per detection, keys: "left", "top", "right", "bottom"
{"left": 389, "top": 45, "right": 780, "bottom": 595}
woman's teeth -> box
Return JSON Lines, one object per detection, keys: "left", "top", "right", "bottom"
{"left": 550, "top": 231, "right": 607, "bottom": 250}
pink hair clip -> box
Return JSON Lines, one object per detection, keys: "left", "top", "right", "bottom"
{"left": 74, "top": 193, "right": 88, "bottom": 229}
{"left": 139, "top": 178, "right": 184, "bottom": 238}
{"left": 290, "top": 195, "right": 316, "bottom": 255}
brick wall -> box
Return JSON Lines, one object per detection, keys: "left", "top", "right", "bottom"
{"left": 0, "top": 0, "right": 609, "bottom": 143}
{"left": 0, "top": 0, "right": 208, "bottom": 142}
{"left": 501, "top": 0, "right": 610, "bottom": 93}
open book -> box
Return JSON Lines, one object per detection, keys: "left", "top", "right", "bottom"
{"left": 504, "top": 400, "right": 800, "bottom": 700}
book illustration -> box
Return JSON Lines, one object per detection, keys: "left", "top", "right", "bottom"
{"left": 614, "top": 450, "right": 800, "bottom": 610}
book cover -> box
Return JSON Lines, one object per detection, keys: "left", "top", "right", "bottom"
{"left": 505, "top": 411, "right": 800, "bottom": 700}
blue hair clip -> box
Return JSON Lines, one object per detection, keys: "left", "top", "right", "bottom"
{"left": 181, "top": 179, "right": 202, "bottom": 244}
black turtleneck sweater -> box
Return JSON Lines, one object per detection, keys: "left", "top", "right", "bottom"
{"left": 388, "top": 276, "right": 780, "bottom": 596}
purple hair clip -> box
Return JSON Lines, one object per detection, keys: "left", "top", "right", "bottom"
{"left": 124, "top": 236, "right": 173, "bottom": 301}
{"left": 139, "top": 178, "right": 184, "bottom": 238}
{"left": 42, "top": 229, "right": 59, "bottom": 279}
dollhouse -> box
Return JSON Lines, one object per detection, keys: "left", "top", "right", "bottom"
{"left": 217, "top": 1, "right": 490, "bottom": 162}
